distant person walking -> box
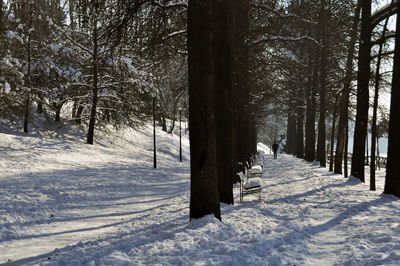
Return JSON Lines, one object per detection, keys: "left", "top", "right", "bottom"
{"left": 272, "top": 142, "right": 278, "bottom": 159}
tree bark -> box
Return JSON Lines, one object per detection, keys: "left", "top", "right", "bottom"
{"left": 351, "top": 0, "right": 371, "bottom": 182}
{"left": 69, "top": 0, "right": 76, "bottom": 30}
{"left": 75, "top": 105, "right": 84, "bottom": 124}
{"left": 37, "top": 93, "right": 44, "bottom": 114}
{"left": 188, "top": 0, "right": 221, "bottom": 220}
{"left": 55, "top": 103, "right": 63, "bottom": 122}
{"left": 335, "top": 0, "right": 361, "bottom": 175}
{"left": 213, "top": 0, "right": 233, "bottom": 205}
{"left": 371, "top": 10, "right": 391, "bottom": 191}
{"left": 0, "top": 0, "right": 3, "bottom": 35}
{"left": 304, "top": 51, "right": 314, "bottom": 161}
{"left": 296, "top": 82, "right": 305, "bottom": 158}
{"left": 87, "top": 8, "right": 98, "bottom": 145}
{"left": 344, "top": 117, "right": 349, "bottom": 177}
{"left": 24, "top": 1, "right": 33, "bottom": 134}
{"left": 329, "top": 94, "right": 340, "bottom": 172}
{"left": 232, "top": 0, "right": 250, "bottom": 166}
{"left": 305, "top": 41, "right": 319, "bottom": 161}
{"left": 316, "top": 0, "right": 327, "bottom": 167}
{"left": 249, "top": 108, "right": 257, "bottom": 155}
{"left": 286, "top": 81, "right": 297, "bottom": 155}
{"left": 384, "top": 4, "right": 400, "bottom": 197}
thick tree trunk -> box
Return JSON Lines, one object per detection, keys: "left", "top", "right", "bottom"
{"left": 351, "top": 0, "right": 371, "bottom": 182}
{"left": 188, "top": 0, "right": 221, "bottom": 220}
{"left": 384, "top": 5, "right": 400, "bottom": 197}
{"left": 232, "top": 0, "right": 250, "bottom": 166}
{"left": 335, "top": 0, "right": 361, "bottom": 175}
{"left": 213, "top": 0, "right": 233, "bottom": 205}
{"left": 286, "top": 108, "right": 297, "bottom": 155}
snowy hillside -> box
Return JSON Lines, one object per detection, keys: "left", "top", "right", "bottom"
{"left": 1, "top": 125, "right": 400, "bottom": 265}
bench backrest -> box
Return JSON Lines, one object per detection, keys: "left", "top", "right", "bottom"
{"left": 237, "top": 172, "right": 246, "bottom": 183}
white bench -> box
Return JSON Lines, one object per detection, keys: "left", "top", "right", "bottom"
{"left": 245, "top": 162, "right": 263, "bottom": 179}
{"left": 237, "top": 172, "right": 262, "bottom": 202}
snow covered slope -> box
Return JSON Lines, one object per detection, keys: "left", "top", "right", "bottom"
{"left": 1, "top": 126, "right": 400, "bottom": 265}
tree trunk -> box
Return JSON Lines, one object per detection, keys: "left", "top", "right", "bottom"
{"left": 384, "top": 4, "right": 400, "bottom": 197}
{"left": 161, "top": 115, "right": 167, "bottom": 132}
{"left": 344, "top": 118, "right": 349, "bottom": 177}
{"left": 232, "top": 0, "right": 250, "bottom": 166}
{"left": 37, "top": 93, "right": 44, "bottom": 114}
{"left": 69, "top": 0, "right": 76, "bottom": 30}
{"left": 316, "top": 0, "right": 327, "bottom": 167}
{"left": 87, "top": 9, "right": 98, "bottom": 145}
{"left": 23, "top": 95, "right": 30, "bottom": 133}
{"left": 55, "top": 103, "right": 63, "bottom": 122}
{"left": 304, "top": 52, "right": 314, "bottom": 161}
{"left": 351, "top": 0, "right": 371, "bottom": 182}
{"left": 213, "top": 0, "right": 233, "bottom": 205}
{"left": 72, "top": 100, "right": 77, "bottom": 118}
{"left": 377, "top": 134, "right": 380, "bottom": 170}
{"left": 335, "top": 0, "right": 361, "bottom": 175}
{"left": 24, "top": 2, "right": 33, "bottom": 134}
{"left": 329, "top": 94, "right": 340, "bottom": 172}
{"left": 248, "top": 109, "right": 257, "bottom": 155}
{"left": 305, "top": 43, "right": 319, "bottom": 161}
{"left": 75, "top": 105, "right": 84, "bottom": 124}
{"left": 188, "top": 0, "right": 221, "bottom": 220}
{"left": 366, "top": 134, "right": 369, "bottom": 165}
{"left": 296, "top": 86, "right": 305, "bottom": 158}
{"left": 167, "top": 118, "right": 175, "bottom": 134}
{"left": 371, "top": 14, "right": 390, "bottom": 191}
{"left": 0, "top": 0, "right": 4, "bottom": 35}
{"left": 286, "top": 107, "right": 297, "bottom": 155}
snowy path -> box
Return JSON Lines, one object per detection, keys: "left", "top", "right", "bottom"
{"left": 1, "top": 130, "right": 400, "bottom": 265}
{"left": 259, "top": 154, "right": 400, "bottom": 265}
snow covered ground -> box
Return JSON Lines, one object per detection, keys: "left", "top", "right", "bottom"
{"left": 1, "top": 125, "right": 400, "bottom": 265}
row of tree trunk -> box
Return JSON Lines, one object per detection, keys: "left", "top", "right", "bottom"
{"left": 188, "top": 0, "right": 257, "bottom": 220}
{"left": 286, "top": 0, "right": 400, "bottom": 198}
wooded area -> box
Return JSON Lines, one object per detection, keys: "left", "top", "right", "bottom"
{"left": 1, "top": 0, "right": 400, "bottom": 220}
